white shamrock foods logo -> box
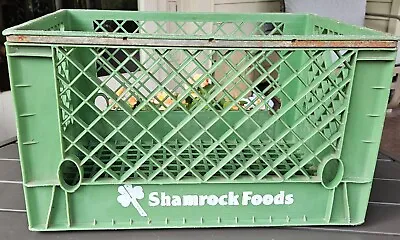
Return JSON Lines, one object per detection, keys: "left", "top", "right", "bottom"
{"left": 117, "top": 185, "right": 147, "bottom": 217}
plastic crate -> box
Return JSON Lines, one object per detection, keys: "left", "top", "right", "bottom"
{"left": 2, "top": 10, "right": 398, "bottom": 231}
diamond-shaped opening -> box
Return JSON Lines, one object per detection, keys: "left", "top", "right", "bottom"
{"left": 108, "top": 132, "right": 131, "bottom": 148}
{"left": 109, "top": 159, "right": 130, "bottom": 177}
{"left": 150, "top": 89, "right": 179, "bottom": 111}
{"left": 312, "top": 136, "right": 336, "bottom": 159}
{"left": 120, "top": 62, "right": 141, "bottom": 77}
{"left": 200, "top": 143, "right": 230, "bottom": 176}
{"left": 90, "top": 117, "right": 117, "bottom": 140}
{"left": 178, "top": 88, "right": 202, "bottom": 111}
{"left": 104, "top": 108, "right": 131, "bottom": 126}
{"left": 217, "top": 23, "right": 239, "bottom": 36}
{"left": 148, "top": 119, "right": 175, "bottom": 141}
{"left": 125, "top": 147, "right": 151, "bottom": 180}
{"left": 178, "top": 22, "right": 199, "bottom": 35}
{"left": 275, "top": 160, "right": 292, "bottom": 174}
{"left": 118, "top": 118, "right": 146, "bottom": 140}
{"left": 96, "top": 48, "right": 140, "bottom": 78}
{"left": 190, "top": 22, "right": 208, "bottom": 35}
{"left": 233, "top": 22, "right": 257, "bottom": 36}
{"left": 177, "top": 116, "right": 204, "bottom": 140}
{"left": 284, "top": 152, "right": 306, "bottom": 175}
{"left": 155, "top": 21, "right": 170, "bottom": 34}
{"left": 178, "top": 72, "right": 211, "bottom": 96}
{"left": 100, "top": 20, "right": 118, "bottom": 32}
{"left": 187, "top": 50, "right": 214, "bottom": 71}
{"left": 159, "top": 145, "right": 193, "bottom": 176}
{"left": 192, "top": 159, "right": 213, "bottom": 176}
{"left": 68, "top": 86, "right": 99, "bottom": 110}
{"left": 213, "top": 57, "right": 255, "bottom": 101}
{"left": 172, "top": 21, "right": 188, "bottom": 35}
{"left": 220, "top": 159, "right": 240, "bottom": 176}
{"left": 93, "top": 20, "right": 102, "bottom": 32}
{"left": 274, "top": 158, "right": 299, "bottom": 176}
{"left": 137, "top": 161, "right": 154, "bottom": 178}
{"left": 77, "top": 142, "right": 117, "bottom": 179}
{"left": 227, "top": 114, "right": 261, "bottom": 137}
{"left": 234, "top": 152, "right": 260, "bottom": 177}
{"left": 64, "top": 141, "right": 84, "bottom": 160}
{"left": 59, "top": 61, "right": 81, "bottom": 82}
{"left": 247, "top": 159, "right": 267, "bottom": 175}
{"left": 258, "top": 141, "right": 302, "bottom": 176}
{"left": 294, "top": 111, "right": 341, "bottom": 153}
{"left": 252, "top": 22, "right": 267, "bottom": 35}
{"left": 263, "top": 23, "right": 275, "bottom": 35}
{"left": 196, "top": 159, "right": 215, "bottom": 173}
{"left": 164, "top": 159, "right": 183, "bottom": 177}
{"left": 57, "top": 59, "right": 69, "bottom": 77}
{"left": 78, "top": 131, "right": 100, "bottom": 150}
{"left": 121, "top": 20, "right": 138, "bottom": 33}
{"left": 251, "top": 55, "right": 282, "bottom": 87}
{"left": 88, "top": 144, "right": 124, "bottom": 177}
{"left": 72, "top": 102, "right": 99, "bottom": 126}
{"left": 206, "top": 117, "right": 232, "bottom": 139}
{"left": 92, "top": 142, "right": 112, "bottom": 159}
{"left": 109, "top": 88, "right": 140, "bottom": 111}
{"left": 225, "top": 77, "right": 252, "bottom": 100}
{"left": 81, "top": 159, "right": 101, "bottom": 179}
{"left": 268, "top": 22, "right": 284, "bottom": 35}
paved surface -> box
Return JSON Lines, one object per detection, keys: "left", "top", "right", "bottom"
{"left": 381, "top": 109, "right": 400, "bottom": 161}
{"left": 1, "top": 138, "right": 400, "bottom": 239}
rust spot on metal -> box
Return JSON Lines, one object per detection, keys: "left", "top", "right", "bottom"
{"left": 17, "top": 35, "right": 28, "bottom": 42}
{"left": 291, "top": 40, "right": 396, "bottom": 48}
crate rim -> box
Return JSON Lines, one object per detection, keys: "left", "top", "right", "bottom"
{"left": 2, "top": 9, "right": 399, "bottom": 44}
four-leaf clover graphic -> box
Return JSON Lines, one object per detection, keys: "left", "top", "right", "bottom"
{"left": 117, "top": 185, "right": 147, "bottom": 217}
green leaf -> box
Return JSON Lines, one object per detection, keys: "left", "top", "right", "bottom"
{"left": 222, "top": 100, "right": 232, "bottom": 109}
{"left": 203, "top": 84, "right": 213, "bottom": 93}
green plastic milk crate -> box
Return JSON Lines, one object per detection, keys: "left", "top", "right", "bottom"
{"left": 2, "top": 9, "right": 398, "bottom": 231}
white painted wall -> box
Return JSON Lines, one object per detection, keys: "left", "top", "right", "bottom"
{"left": 139, "top": 0, "right": 280, "bottom": 13}
{"left": 285, "top": 0, "right": 367, "bottom": 26}
{"left": 0, "top": 91, "right": 16, "bottom": 142}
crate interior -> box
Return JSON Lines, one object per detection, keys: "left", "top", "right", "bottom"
{"left": 55, "top": 41, "right": 355, "bottom": 184}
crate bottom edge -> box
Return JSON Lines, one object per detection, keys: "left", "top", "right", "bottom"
{"left": 29, "top": 220, "right": 365, "bottom": 232}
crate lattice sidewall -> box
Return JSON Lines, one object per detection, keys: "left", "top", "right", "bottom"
{"left": 3, "top": 10, "right": 397, "bottom": 231}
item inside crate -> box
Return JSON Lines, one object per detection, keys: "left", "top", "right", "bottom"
{"left": 101, "top": 72, "right": 281, "bottom": 112}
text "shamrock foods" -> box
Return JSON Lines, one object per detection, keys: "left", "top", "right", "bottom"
{"left": 148, "top": 191, "right": 294, "bottom": 207}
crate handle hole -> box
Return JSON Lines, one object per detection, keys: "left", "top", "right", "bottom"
{"left": 58, "top": 156, "right": 83, "bottom": 193}
{"left": 320, "top": 158, "right": 344, "bottom": 189}
{"left": 95, "top": 93, "right": 108, "bottom": 111}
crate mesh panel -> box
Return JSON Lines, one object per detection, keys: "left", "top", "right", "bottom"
{"left": 54, "top": 46, "right": 355, "bottom": 184}
{"left": 92, "top": 19, "right": 285, "bottom": 37}
{"left": 47, "top": 22, "right": 65, "bottom": 31}
{"left": 314, "top": 25, "right": 342, "bottom": 35}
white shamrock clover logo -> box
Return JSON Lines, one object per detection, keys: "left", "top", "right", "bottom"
{"left": 117, "top": 185, "right": 147, "bottom": 217}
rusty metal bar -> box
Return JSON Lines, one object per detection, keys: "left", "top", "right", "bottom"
{"left": 6, "top": 35, "right": 397, "bottom": 48}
